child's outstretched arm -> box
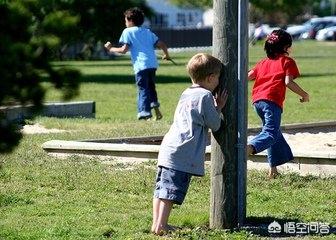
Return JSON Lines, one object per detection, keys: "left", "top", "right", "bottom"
{"left": 156, "top": 40, "right": 170, "bottom": 60}
{"left": 104, "top": 42, "right": 129, "bottom": 54}
{"left": 285, "top": 75, "right": 309, "bottom": 102}
{"left": 248, "top": 70, "right": 256, "bottom": 80}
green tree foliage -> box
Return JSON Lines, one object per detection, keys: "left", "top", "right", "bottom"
{"left": 0, "top": 1, "right": 80, "bottom": 153}
{"left": 27, "top": 0, "right": 151, "bottom": 59}
{"left": 169, "top": 0, "right": 212, "bottom": 9}
{"left": 250, "top": 0, "right": 322, "bottom": 23}
{"left": 0, "top": 0, "right": 151, "bottom": 152}
{"left": 68, "top": 0, "right": 152, "bottom": 43}
{"left": 62, "top": 0, "right": 151, "bottom": 59}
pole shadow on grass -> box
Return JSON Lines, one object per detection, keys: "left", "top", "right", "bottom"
{"left": 294, "top": 55, "right": 336, "bottom": 59}
{"left": 54, "top": 62, "right": 133, "bottom": 68}
{"left": 242, "top": 216, "right": 300, "bottom": 237}
{"left": 137, "top": 218, "right": 335, "bottom": 238}
{"left": 300, "top": 73, "right": 336, "bottom": 78}
{"left": 241, "top": 216, "right": 336, "bottom": 237}
{"left": 53, "top": 56, "right": 188, "bottom": 68}
{"left": 78, "top": 74, "right": 189, "bottom": 84}
{"left": 67, "top": 72, "right": 335, "bottom": 84}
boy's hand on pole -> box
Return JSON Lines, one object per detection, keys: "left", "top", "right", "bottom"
{"left": 216, "top": 89, "right": 228, "bottom": 111}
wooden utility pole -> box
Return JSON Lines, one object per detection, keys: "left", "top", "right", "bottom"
{"left": 210, "top": 0, "right": 248, "bottom": 229}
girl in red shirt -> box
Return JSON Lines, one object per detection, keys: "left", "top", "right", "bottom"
{"left": 247, "top": 29, "right": 309, "bottom": 178}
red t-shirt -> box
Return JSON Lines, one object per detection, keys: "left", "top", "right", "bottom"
{"left": 251, "top": 55, "right": 300, "bottom": 109}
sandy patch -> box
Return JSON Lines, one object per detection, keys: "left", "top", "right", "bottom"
{"left": 285, "top": 132, "right": 336, "bottom": 152}
{"left": 22, "top": 123, "right": 67, "bottom": 134}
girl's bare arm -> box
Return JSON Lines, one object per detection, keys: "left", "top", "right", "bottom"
{"left": 285, "top": 75, "right": 309, "bottom": 102}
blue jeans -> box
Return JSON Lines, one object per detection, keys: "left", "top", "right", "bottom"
{"left": 249, "top": 100, "right": 293, "bottom": 167}
{"left": 135, "top": 68, "right": 160, "bottom": 119}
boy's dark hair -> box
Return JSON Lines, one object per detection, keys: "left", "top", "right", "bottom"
{"left": 124, "top": 7, "right": 144, "bottom": 26}
{"left": 264, "top": 29, "right": 292, "bottom": 59}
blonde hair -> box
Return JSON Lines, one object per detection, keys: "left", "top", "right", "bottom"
{"left": 186, "top": 53, "right": 222, "bottom": 83}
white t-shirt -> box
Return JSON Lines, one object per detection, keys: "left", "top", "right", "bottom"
{"left": 158, "top": 86, "right": 222, "bottom": 176}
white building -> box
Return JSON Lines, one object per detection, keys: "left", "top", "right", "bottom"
{"left": 146, "top": 0, "right": 204, "bottom": 28}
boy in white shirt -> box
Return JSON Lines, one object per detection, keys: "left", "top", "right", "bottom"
{"left": 152, "top": 53, "right": 228, "bottom": 235}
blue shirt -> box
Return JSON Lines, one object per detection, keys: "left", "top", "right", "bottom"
{"left": 119, "top": 26, "right": 159, "bottom": 74}
{"left": 158, "top": 87, "right": 222, "bottom": 176}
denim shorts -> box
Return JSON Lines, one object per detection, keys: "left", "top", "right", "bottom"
{"left": 154, "top": 166, "right": 192, "bottom": 205}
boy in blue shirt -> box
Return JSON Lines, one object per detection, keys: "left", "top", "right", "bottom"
{"left": 105, "top": 7, "right": 170, "bottom": 120}
{"left": 152, "top": 53, "right": 228, "bottom": 235}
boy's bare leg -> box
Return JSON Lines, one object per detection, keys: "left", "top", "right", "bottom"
{"left": 154, "top": 199, "right": 173, "bottom": 235}
{"left": 154, "top": 107, "right": 162, "bottom": 120}
{"left": 268, "top": 167, "right": 279, "bottom": 179}
{"left": 151, "top": 197, "right": 160, "bottom": 233}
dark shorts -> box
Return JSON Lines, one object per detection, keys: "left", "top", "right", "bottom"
{"left": 153, "top": 166, "right": 192, "bottom": 205}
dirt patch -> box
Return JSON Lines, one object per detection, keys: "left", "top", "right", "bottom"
{"left": 22, "top": 123, "right": 67, "bottom": 134}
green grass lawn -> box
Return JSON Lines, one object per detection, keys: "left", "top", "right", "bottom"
{"left": 1, "top": 41, "right": 335, "bottom": 239}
